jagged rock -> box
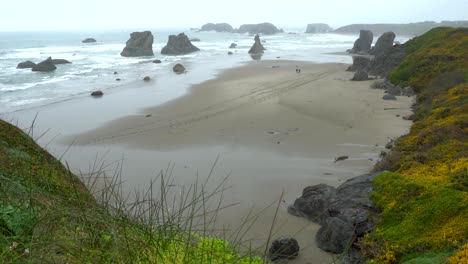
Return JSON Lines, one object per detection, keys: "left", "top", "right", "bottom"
{"left": 143, "top": 76, "right": 151, "bottom": 81}
{"left": 91, "top": 90, "right": 103, "bottom": 97}
{"left": 287, "top": 184, "right": 336, "bottom": 223}
{"left": 52, "top": 59, "right": 71, "bottom": 64}
{"left": 346, "top": 56, "right": 371, "bottom": 72}
{"left": 383, "top": 94, "right": 397, "bottom": 100}
{"left": 229, "top": 43, "right": 237, "bottom": 49}
{"left": 153, "top": 60, "right": 162, "bottom": 64}
{"left": 305, "top": 23, "right": 332, "bottom": 33}
{"left": 161, "top": 33, "right": 200, "bottom": 55}
{"left": 82, "top": 38, "right": 97, "bottom": 43}
{"left": 352, "top": 70, "right": 369, "bottom": 81}
{"left": 31, "top": 57, "right": 56, "bottom": 72}
{"left": 120, "top": 31, "right": 154, "bottom": 57}
{"left": 17, "top": 61, "right": 36, "bottom": 69}
{"left": 173, "top": 63, "right": 186, "bottom": 74}
{"left": 236, "top": 23, "right": 282, "bottom": 35}
{"left": 349, "top": 30, "right": 373, "bottom": 54}
{"left": 370, "top": 32, "right": 396, "bottom": 57}
{"left": 269, "top": 237, "right": 300, "bottom": 261}
{"left": 368, "top": 45, "right": 406, "bottom": 77}
{"left": 190, "top": 38, "right": 201, "bottom": 42}
{"left": 316, "top": 217, "right": 354, "bottom": 253}
{"left": 248, "top": 34, "right": 265, "bottom": 54}
{"left": 201, "top": 23, "right": 233, "bottom": 32}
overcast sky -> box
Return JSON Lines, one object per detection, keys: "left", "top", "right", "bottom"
{"left": 2, "top": 0, "right": 467, "bottom": 31}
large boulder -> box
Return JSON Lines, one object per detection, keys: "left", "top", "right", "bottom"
{"left": 305, "top": 23, "right": 332, "bottom": 33}
{"left": 120, "top": 31, "right": 154, "bottom": 57}
{"left": 351, "top": 70, "right": 369, "bottom": 81}
{"left": 287, "top": 184, "right": 336, "bottom": 224}
{"left": 248, "top": 34, "right": 265, "bottom": 54}
{"left": 173, "top": 63, "right": 186, "bottom": 74}
{"left": 51, "top": 59, "right": 71, "bottom": 64}
{"left": 346, "top": 56, "right": 371, "bottom": 72}
{"left": 367, "top": 44, "right": 406, "bottom": 77}
{"left": 349, "top": 30, "right": 374, "bottom": 54}
{"left": 31, "top": 57, "right": 56, "bottom": 72}
{"left": 236, "top": 23, "right": 282, "bottom": 35}
{"left": 269, "top": 237, "right": 300, "bottom": 261}
{"left": 161, "top": 33, "right": 200, "bottom": 55}
{"left": 200, "top": 23, "right": 233, "bottom": 32}
{"left": 82, "top": 38, "right": 97, "bottom": 43}
{"left": 17, "top": 61, "right": 36, "bottom": 69}
{"left": 316, "top": 217, "right": 354, "bottom": 253}
{"left": 370, "top": 32, "right": 396, "bottom": 57}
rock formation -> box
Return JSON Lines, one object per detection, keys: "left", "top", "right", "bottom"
{"left": 288, "top": 173, "right": 380, "bottom": 254}
{"left": 349, "top": 30, "right": 374, "bottom": 54}
{"left": 346, "top": 56, "right": 371, "bottom": 72}
{"left": 229, "top": 43, "right": 237, "bottom": 49}
{"left": 248, "top": 34, "right": 265, "bottom": 54}
{"left": 82, "top": 38, "right": 97, "bottom": 43}
{"left": 161, "top": 33, "right": 200, "bottom": 55}
{"left": 51, "top": 59, "right": 71, "bottom": 64}
{"left": 143, "top": 76, "right": 151, "bottom": 81}
{"left": 91, "top": 90, "right": 103, "bottom": 97}
{"left": 153, "top": 59, "right": 162, "bottom": 64}
{"left": 236, "top": 23, "right": 282, "bottom": 35}
{"left": 17, "top": 61, "right": 36, "bottom": 69}
{"left": 190, "top": 38, "right": 201, "bottom": 42}
{"left": 305, "top": 23, "right": 332, "bottom": 33}
{"left": 370, "top": 32, "right": 396, "bottom": 57}
{"left": 269, "top": 237, "right": 300, "bottom": 261}
{"left": 200, "top": 23, "right": 234, "bottom": 32}
{"left": 31, "top": 57, "right": 57, "bottom": 72}
{"left": 120, "top": 31, "right": 154, "bottom": 57}
{"left": 367, "top": 45, "right": 406, "bottom": 77}
{"left": 351, "top": 70, "right": 369, "bottom": 81}
{"left": 173, "top": 63, "right": 186, "bottom": 74}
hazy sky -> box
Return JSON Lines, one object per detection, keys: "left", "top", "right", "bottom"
{"left": 2, "top": 0, "right": 467, "bottom": 31}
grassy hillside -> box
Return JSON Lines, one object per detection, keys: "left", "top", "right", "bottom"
{"left": 364, "top": 27, "right": 468, "bottom": 263}
{"left": 0, "top": 120, "right": 262, "bottom": 263}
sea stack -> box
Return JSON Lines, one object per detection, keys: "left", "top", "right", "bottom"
{"left": 370, "top": 32, "right": 396, "bottom": 57}
{"left": 349, "top": 30, "right": 374, "bottom": 54}
{"left": 248, "top": 34, "right": 265, "bottom": 54}
{"left": 305, "top": 23, "right": 332, "bottom": 33}
{"left": 201, "top": 23, "right": 234, "bottom": 32}
{"left": 31, "top": 57, "right": 57, "bottom": 72}
{"left": 120, "top": 31, "right": 154, "bottom": 57}
{"left": 161, "top": 33, "right": 200, "bottom": 55}
{"left": 236, "top": 23, "right": 282, "bottom": 35}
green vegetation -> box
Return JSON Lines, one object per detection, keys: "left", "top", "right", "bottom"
{"left": 365, "top": 27, "right": 468, "bottom": 263}
{"left": 0, "top": 120, "right": 262, "bottom": 263}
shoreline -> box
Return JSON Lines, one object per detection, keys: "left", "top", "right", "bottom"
{"left": 2, "top": 60, "right": 413, "bottom": 263}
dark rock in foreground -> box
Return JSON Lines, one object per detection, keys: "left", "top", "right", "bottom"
{"left": 236, "top": 23, "right": 282, "bottom": 35}
{"left": 31, "top": 57, "right": 56, "bottom": 72}
{"left": 161, "top": 33, "right": 200, "bottom": 55}
{"left": 17, "top": 61, "right": 36, "bottom": 69}
{"left": 305, "top": 23, "right": 332, "bottom": 33}
{"left": 91, "top": 90, "right": 103, "bottom": 97}
{"left": 370, "top": 32, "right": 396, "bottom": 57}
{"left": 289, "top": 173, "right": 380, "bottom": 254}
{"left": 52, "top": 59, "right": 72, "bottom": 64}
{"left": 173, "top": 63, "right": 186, "bottom": 74}
{"left": 201, "top": 23, "right": 233, "bottom": 32}
{"left": 346, "top": 56, "right": 371, "bottom": 72}
{"left": 120, "top": 31, "right": 154, "bottom": 57}
{"left": 82, "top": 38, "right": 97, "bottom": 43}
{"left": 349, "top": 30, "right": 373, "bottom": 54}
{"left": 248, "top": 34, "right": 265, "bottom": 54}
{"left": 352, "top": 70, "right": 369, "bottom": 81}
{"left": 269, "top": 237, "right": 300, "bottom": 261}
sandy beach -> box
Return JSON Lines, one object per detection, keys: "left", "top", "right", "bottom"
{"left": 3, "top": 60, "right": 413, "bottom": 263}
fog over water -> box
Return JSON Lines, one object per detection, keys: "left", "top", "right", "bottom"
{"left": 1, "top": 0, "right": 467, "bottom": 31}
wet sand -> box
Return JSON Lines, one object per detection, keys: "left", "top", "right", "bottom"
{"left": 3, "top": 60, "right": 413, "bottom": 263}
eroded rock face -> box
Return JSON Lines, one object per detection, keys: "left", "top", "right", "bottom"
{"left": 367, "top": 45, "right": 406, "bottom": 77}
{"left": 120, "top": 31, "right": 154, "bottom": 57}
{"left": 236, "top": 23, "right": 282, "bottom": 35}
{"left": 248, "top": 34, "right": 265, "bottom": 54}
{"left": 17, "top": 61, "right": 36, "bottom": 69}
{"left": 201, "top": 23, "right": 233, "bottom": 32}
{"left": 161, "top": 33, "right": 200, "bottom": 55}
{"left": 349, "top": 30, "right": 374, "bottom": 54}
{"left": 370, "top": 32, "right": 396, "bottom": 57}
{"left": 352, "top": 70, "right": 369, "bottom": 81}
{"left": 269, "top": 237, "right": 300, "bottom": 261}
{"left": 31, "top": 57, "right": 56, "bottom": 72}
{"left": 346, "top": 56, "right": 371, "bottom": 72}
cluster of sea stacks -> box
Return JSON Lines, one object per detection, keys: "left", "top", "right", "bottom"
{"left": 17, "top": 57, "right": 71, "bottom": 72}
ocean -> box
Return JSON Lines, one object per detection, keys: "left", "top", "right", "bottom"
{"left": 0, "top": 28, "right": 410, "bottom": 113}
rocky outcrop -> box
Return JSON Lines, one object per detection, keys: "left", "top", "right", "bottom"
{"left": 201, "top": 23, "right": 233, "bottom": 32}
{"left": 229, "top": 43, "right": 237, "bottom": 49}
{"left": 248, "top": 34, "right": 265, "bottom": 54}
{"left": 370, "top": 32, "right": 396, "bottom": 57}
{"left": 346, "top": 56, "right": 371, "bottom": 72}
{"left": 236, "top": 23, "right": 282, "bottom": 35}
{"left": 161, "top": 33, "right": 200, "bottom": 55}
{"left": 91, "top": 90, "right": 103, "bottom": 97}
{"left": 349, "top": 30, "right": 374, "bottom": 54}
{"left": 305, "top": 23, "right": 332, "bottom": 33}
{"left": 120, "top": 31, "right": 154, "bottom": 57}
{"left": 367, "top": 45, "right": 406, "bottom": 77}
{"left": 269, "top": 237, "right": 300, "bottom": 261}
{"left": 17, "top": 61, "right": 36, "bottom": 69}
{"left": 352, "top": 70, "right": 369, "bottom": 81}
{"left": 51, "top": 59, "right": 71, "bottom": 64}
{"left": 289, "top": 173, "right": 380, "bottom": 254}
{"left": 82, "top": 38, "right": 97, "bottom": 43}
{"left": 31, "top": 57, "right": 57, "bottom": 72}
{"left": 173, "top": 63, "right": 186, "bottom": 74}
